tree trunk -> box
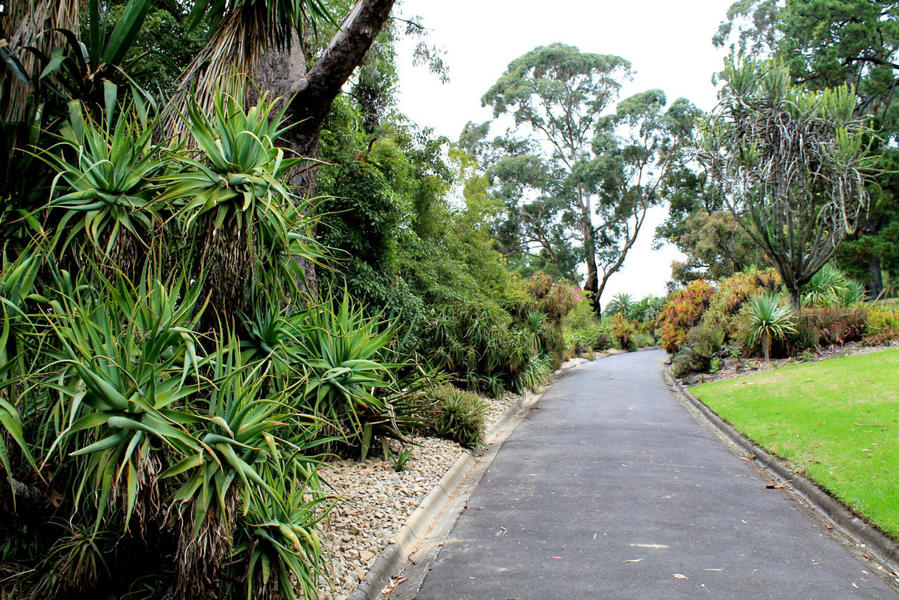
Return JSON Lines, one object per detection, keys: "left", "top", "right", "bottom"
{"left": 866, "top": 256, "right": 883, "bottom": 300}
{"left": 762, "top": 331, "right": 770, "bottom": 362}
{"left": 250, "top": 0, "right": 397, "bottom": 293}
{"left": 787, "top": 285, "right": 802, "bottom": 311}
{"left": 580, "top": 192, "right": 599, "bottom": 315}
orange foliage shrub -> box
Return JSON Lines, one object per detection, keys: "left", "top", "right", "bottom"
{"left": 658, "top": 280, "right": 714, "bottom": 354}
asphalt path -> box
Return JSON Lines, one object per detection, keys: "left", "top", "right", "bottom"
{"left": 414, "top": 349, "right": 898, "bottom": 599}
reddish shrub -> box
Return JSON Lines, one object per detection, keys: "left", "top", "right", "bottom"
{"left": 787, "top": 307, "right": 868, "bottom": 352}
{"left": 658, "top": 280, "right": 714, "bottom": 354}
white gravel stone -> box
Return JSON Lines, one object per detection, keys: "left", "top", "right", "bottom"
{"left": 314, "top": 391, "right": 520, "bottom": 599}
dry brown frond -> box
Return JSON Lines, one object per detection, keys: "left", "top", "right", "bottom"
{"left": 0, "top": 0, "right": 80, "bottom": 121}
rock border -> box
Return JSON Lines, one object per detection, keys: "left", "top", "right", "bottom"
{"left": 348, "top": 357, "right": 593, "bottom": 600}
{"left": 664, "top": 368, "right": 899, "bottom": 578}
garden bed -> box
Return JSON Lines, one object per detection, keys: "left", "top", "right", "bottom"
{"left": 679, "top": 340, "right": 898, "bottom": 386}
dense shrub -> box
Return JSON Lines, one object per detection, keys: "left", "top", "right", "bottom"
{"left": 562, "top": 293, "right": 612, "bottom": 354}
{"left": 527, "top": 273, "right": 579, "bottom": 322}
{"left": 431, "top": 385, "right": 488, "bottom": 448}
{"left": 708, "top": 268, "right": 781, "bottom": 315}
{"left": 694, "top": 268, "right": 781, "bottom": 345}
{"left": 611, "top": 314, "right": 638, "bottom": 351}
{"left": 787, "top": 307, "right": 868, "bottom": 352}
{"left": 671, "top": 325, "right": 725, "bottom": 377}
{"left": 863, "top": 307, "right": 899, "bottom": 345}
{"left": 659, "top": 280, "right": 714, "bottom": 353}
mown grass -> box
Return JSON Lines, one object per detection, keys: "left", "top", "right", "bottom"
{"left": 691, "top": 349, "right": 899, "bottom": 539}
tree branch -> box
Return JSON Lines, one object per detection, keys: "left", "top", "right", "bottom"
{"left": 290, "top": 0, "right": 396, "bottom": 125}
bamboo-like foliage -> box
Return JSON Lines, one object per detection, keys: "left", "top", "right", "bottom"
{"left": 698, "top": 58, "right": 875, "bottom": 309}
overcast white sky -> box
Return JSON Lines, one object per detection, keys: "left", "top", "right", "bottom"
{"left": 393, "top": 0, "right": 735, "bottom": 301}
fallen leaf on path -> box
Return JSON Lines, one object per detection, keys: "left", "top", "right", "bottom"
{"left": 703, "top": 568, "right": 723, "bottom": 572}
{"left": 673, "top": 573, "right": 688, "bottom": 580}
{"left": 765, "top": 479, "right": 790, "bottom": 489}
{"left": 623, "top": 559, "right": 643, "bottom": 563}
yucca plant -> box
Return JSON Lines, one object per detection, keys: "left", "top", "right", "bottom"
{"left": 746, "top": 293, "right": 797, "bottom": 362}
{"left": 296, "top": 294, "right": 397, "bottom": 451}
{"left": 161, "top": 89, "right": 314, "bottom": 314}
{"left": 41, "top": 93, "right": 164, "bottom": 275}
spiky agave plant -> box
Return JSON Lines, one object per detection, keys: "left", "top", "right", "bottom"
{"left": 40, "top": 93, "right": 164, "bottom": 276}
{"left": 0, "top": 247, "right": 43, "bottom": 499}
{"left": 746, "top": 293, "right": 797, "bottom": 362}
{"left": 40, "top": 263, "right": 205, "bottom": 539}
{"left": 165, "top": 335, "right": 331, "bottom": 600}
{"left": 161, "top": 89, "right": 314, "bottom": 317}
{"left": 295, "top": 294, "right": 397, "bottom": 451}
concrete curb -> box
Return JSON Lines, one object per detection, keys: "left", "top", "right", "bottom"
{"left": 664, "top": 369, "right": 899, "bottom": 577}
{"left": 348, "top": 357, "right": 591, "bottom": 600}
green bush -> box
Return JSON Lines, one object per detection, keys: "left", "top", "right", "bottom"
{"left": 671, "top": 325, "right": 725, "bottom": 377}
{"left": 864, "top": 306, "right": 899, "bottom": 345}
{"left": 562, "top": 293, "right": 611, "bottom": 354}
{"left": 431, "top": 385, "right": 488, "bottom": 448}
{"left": 610, "top": 314, "right": 637, "bottom": 351}
{"left": 699, "top": 268, "right": 782, "bottom": 343}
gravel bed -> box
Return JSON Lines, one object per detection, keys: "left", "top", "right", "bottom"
{"left": 315, "top": 391, "right": 519, "bottom": 599}
{"left": 680, "top": 341, "right": 898, "bottom": 386}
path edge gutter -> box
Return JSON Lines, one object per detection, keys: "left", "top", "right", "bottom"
{"left": 348, "top": 355, "right": 600, "bottom": 600}
{"left": 664, "top": 369, "right": 899, "bottom": 577}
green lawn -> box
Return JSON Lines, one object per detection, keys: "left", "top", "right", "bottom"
{"left": 691, "top": 349, "right": 899, "bottom": 539}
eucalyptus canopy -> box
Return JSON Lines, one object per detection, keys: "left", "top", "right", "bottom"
{"left": 479, "top": 43, "right": 695, "bottom": 313}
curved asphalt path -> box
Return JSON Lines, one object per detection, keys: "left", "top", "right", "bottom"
{"left": 414, "top": 349, "right": 898, "bottom": 599}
